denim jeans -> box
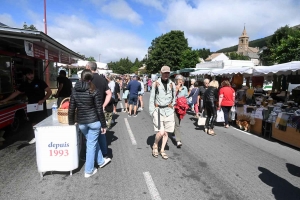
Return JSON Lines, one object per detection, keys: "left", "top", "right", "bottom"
{"left": 98, "top": 132, "right": 108, "bottom": 156}
{"left": 79, "top": 121, "right": 105, "bottom": 174}
{"left": 221, "top": 106, "right": 232, "bottom": 125}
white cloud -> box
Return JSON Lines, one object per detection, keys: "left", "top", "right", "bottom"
{"left": 101, "top": 0, "right": 143, "bottom": 25}
{"left": 159, "top": 0, "right": 300, "bottom": 51}
{"left": 2, "top": 12, "right": 147, "bottom": 63}
{"left": 0, "top": 13, "right": 19, "bottom": 28}
{"left": 45, "top": 15, "right": 147, "bottom": 62}
{"left": 133, "top": 0, "right": 165, "bottom": 11}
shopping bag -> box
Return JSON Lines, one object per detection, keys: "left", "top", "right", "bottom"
{"left": 216, "top": 110, "right": 225, "bottom": 122}
{"left": 122, "top": 90, "right": 129, "bottom": 99}
{"left": 197, "top": 116, "right": 206, "bottom": 126}
{"left": 188, "top": 97, "right": 193, "bottom": 105}
{"left": 230, "top": 106, "right": 236, "bottom": 121}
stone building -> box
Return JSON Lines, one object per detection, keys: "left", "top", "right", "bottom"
{"left": 237, "top": 26, "right": 260, "bottom": 65}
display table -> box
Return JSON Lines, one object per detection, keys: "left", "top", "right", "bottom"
{"left": 34, "top": 116, "right": 82, "bottom": 177}
{"left": 250, "top": 118, "right": 263, "bottom": 135}
{"left": 272, "top": 123, "right": 300, "bottom": 149}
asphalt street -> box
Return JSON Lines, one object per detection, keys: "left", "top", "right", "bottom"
{"left": 1, "top": 92, "right": 300, "bottom": 200}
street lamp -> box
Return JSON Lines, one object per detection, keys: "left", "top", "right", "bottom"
{"left": 99, "top": 54, "right": 101, "bottom": 62}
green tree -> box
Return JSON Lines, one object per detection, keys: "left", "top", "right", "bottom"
{"left": 86, "top": 56, "right": 96, "bottom": 61}
{"left": 179, "top": 49, "right": 199, "bottom": 68}
{"left": 270, "top": 29, "right": 300, "bottom": 64}
{"left": 130, "top": 58, "right": 141, "bottom": 73}
{"left": 146, "top": 31, "right": 189, "bottom": 73}
{"left": 226, "top": 52, "right": 249, "bottom": 60}
{"left": 23, "top": 22, "right": 37, "bottom": 31}
{"left": 260, "top": 25, "right": 297, "bottom": 65}
{"left": 195, "top": 48, "right": 211, "bottom": 61}
{"left": 108, "top": 57, "right": 133, "bottom": 74}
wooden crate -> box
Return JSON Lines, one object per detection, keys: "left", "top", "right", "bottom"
{"left": 250, "top": 118, "right": 262, "bottom": 136}
{"left": 272, "top": 124, "right": 300, "bottom": 149}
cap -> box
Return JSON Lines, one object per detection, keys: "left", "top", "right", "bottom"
{"left": 161, "top": 65, "right": 170, "bottom": 73}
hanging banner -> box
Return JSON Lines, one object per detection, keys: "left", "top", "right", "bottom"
{"left": 48, "top": 50, "right": 59, "bottom": 62}
{"left": 33, "top": 44, "right": 46, "bottom": 59}
{"left": 60, "top": 53, "right": 70, "bottom": 64}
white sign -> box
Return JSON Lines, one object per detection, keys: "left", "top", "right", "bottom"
{"left": 27, "top": 103, "right": 44, "bottom": 113}
{"left": 24, "top": 41, "right": 34, "bottom": 57}
{"left": 35, "top": 124, "right": 80, "bottom": 173}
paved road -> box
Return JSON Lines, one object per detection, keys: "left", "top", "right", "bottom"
{"left": 1, "top": 92, "right": 300, "bottom": 200}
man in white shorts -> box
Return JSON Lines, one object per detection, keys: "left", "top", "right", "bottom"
{"left": 149, "top": 66, "right": 176, "bottom": 160}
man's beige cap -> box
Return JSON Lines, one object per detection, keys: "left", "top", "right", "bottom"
{"left": 161, "top": 65, "right": 170, "bottom": 73}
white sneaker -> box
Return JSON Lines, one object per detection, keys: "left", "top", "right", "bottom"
{"left": 28, "top": 138, "right": 36, "bottom": 144}
{"left": 177, "top": 141, "right": 182, "bottom": 147}
{"left": 84, "top": 168, "right": 97, "bottom": 178}
{"left": 99, "top": 157, "right": 111, "bottom": 168}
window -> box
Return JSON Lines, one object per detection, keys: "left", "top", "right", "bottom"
{"left": 0, "top": 56, "right": 13, "bottom": 94}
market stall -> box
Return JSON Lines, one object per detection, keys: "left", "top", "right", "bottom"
{"left": 252, "top": 61, "right": 300, "bottom": 148}
{"left": 191, "top": 61, "right": 300, "bottom": 149}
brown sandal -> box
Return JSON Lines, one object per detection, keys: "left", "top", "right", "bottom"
{"left": 152, "top": 145, "right": 158, "bottom": 158}
{"left": 160, "top": 151, "right": 168, "bottom": 160}
{"left": 207, "top": 129, "right": 216, "bottom": 136}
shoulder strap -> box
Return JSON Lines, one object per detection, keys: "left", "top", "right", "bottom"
{"left": 170, "top": 82, "right": 174, "bottom": 103}
{"left": 154, "top": 81, "right": 160, "bottom": 104}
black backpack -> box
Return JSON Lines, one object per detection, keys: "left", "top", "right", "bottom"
{"left": 114, "top": 83, "right": 120, "bottom": 102}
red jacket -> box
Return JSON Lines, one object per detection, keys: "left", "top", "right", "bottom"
{"left": 174, "top": 97, "right": 189, "bottom": 119}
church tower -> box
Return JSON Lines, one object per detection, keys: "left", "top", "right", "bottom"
{"left": 237, "top": 26, "right": 249, "bottom": 54}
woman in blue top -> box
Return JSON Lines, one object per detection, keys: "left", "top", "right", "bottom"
{"left": 173, "top": 75, "right": 188, "bottom": 147}
{"left": 188, "top": 82, "right": 200, "bottom": 118}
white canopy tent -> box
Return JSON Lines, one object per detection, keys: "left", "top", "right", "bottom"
{"left": 73, "top": 61, "right": 108, "bottom": 69}
{"left": 56, "top": 61, "right": 108, "bottom": 69}
{"left": 253, "top": 61, "right": 300, "bottom": 76}
{"left": 190, "top": 69, "right": 213, "bottom": 76}
{"left": 190, "top": 67, "right": 254, "bottom": 76}
{"left": 209, "top": 67, "right": 254, "bottom": 76}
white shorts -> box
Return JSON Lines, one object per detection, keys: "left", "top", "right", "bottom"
{"left": 152, "top": 110, "right": 175, "bottom": 132}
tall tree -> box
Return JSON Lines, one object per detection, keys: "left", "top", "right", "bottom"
{"left": 270, "top": 29, "right": 300, "bottom": 64}
{"left": 179, "top": 49, "right": 199, "bottom": 68}
{"left": 196, "top": 48, "right": 211, "bottom": 61}
{"left": 130, "top": 58, "right": 141, "bottom": 73}
{"left": 23, "top": 22, "right": 37, "bottom": 31}
{"left": 146, "top": 31, "right": 189, "bottom": 73}
{"left": 260, "top": 25, "right": 296, "bottom": 65}
{"left": 86, "top": 56, "right": 96, "bottom": 61}
{"left": 108, "top": 57, "right": 133, "bottom": 74}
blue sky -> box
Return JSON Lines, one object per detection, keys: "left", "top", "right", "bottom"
{"left": 0, "top": 0, "right": 300, "bottom": 63}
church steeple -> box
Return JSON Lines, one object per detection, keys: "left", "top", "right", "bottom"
{"left": 241, "top": 25, "right": 248, "bottom": 37}
{"left": 237, "top": 25, "right": 249, "bottom": 54}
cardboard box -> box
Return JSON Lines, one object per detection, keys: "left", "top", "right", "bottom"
{"left": 250, "top": 118, "right": 262, "bottom": 135}
{"left": 272, "top": 124, "right": 300, "bottom": 149}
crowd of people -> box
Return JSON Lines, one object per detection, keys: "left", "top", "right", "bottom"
{"left": 0, "top": 61, "right": 236, "bottom": 178}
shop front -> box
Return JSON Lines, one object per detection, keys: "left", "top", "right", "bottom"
{"left": 0, "top": 26, "right": 84, "bottom": 133}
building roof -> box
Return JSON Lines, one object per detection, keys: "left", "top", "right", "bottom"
{"left": 205, "top": 53, "right": 222, "bottom": 61}
{"left": 0, "top": 26, "right": 84, "bottom": 61}
{"left": 0, "top": 22, "right": 9, "bottom": 27}
{"left": 247, "top": 47, "right": 259, "bottom": 53}
{"left": 246, "top": 52, "right": 259, "bottom": 59}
